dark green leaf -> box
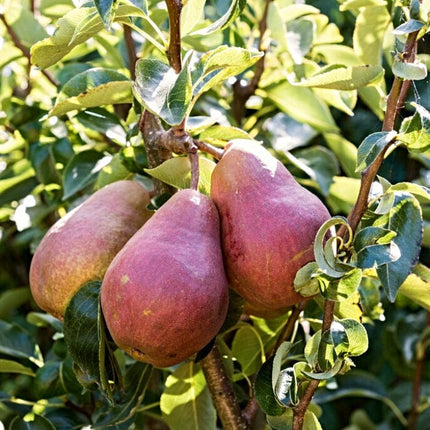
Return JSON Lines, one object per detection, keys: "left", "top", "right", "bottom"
{"left": 95, "top": 0, "right": 118, "bottom": 29}
{"left": 93, "top": 362, "right": 153, "bottom": 429}
{"left": 0, "top": 359, "right": 35, "bottom": 377}
{"left": 356, "top": 131, "right": 397, "bottom": 172}
{"left": 9, "top": 415, "right": 56, "bottom": 430}
{"left": 62, "top": 150, "right": 108, "bottom": 200}
{"left": 376, "top": 193, "right": 423, "bottom": 302}
{"left": 134, "top": 59, "right": 192, "bottom": 125}
{"left": 399, "top": 103, "right": 430, "bottom": 153}
{"left": 255, "top": 357, "right": 285, "bottom": 416}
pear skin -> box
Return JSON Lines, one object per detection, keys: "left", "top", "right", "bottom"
{"left": 100, "top": 189, "right": 229, "bottom": 368}
{"left": 211, "top": 141, "right": 331, "bottom": 313}
{"left": 29, "top": 180, "right": 153, "bottom": 319}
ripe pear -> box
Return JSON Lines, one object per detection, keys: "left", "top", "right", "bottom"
{"left": 100, "top": 189, "right": 229, "bottom": 368}
{"left": 210, "top": 140, "right": 331, "bottom": 314}
{"left": 29, "top": 180, "right": 153, "bottom": 320}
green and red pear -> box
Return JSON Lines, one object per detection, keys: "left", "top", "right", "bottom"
{"left": 211, "top": 140, "right": 331, "bottom": 315}
{"left": 100, "top": 189, "right": 229, "bottom": 368}
{"left": 29, "top": 180, "right": 153, "bottom": 319}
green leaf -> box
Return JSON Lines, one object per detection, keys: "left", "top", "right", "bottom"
{"left": 0, "top": 287, "right": 31, "bottom": 319}
{"left": 267, "top": 1, "right": 288, "bottom": 50}
{"left": 255, "top": 357, "right": 285, "bottom": 416}
{"left": 96, "top": 154, "right": 132, "bottom": 189}
{"left": 376, "top": 193, "right": 423, "bottom": 302}
{"left": 393, "top": 19, "right": 426, "bottom": 35}
{"left": 192, "top": 46, "right": 263, "bottom": 100}
{"left": 340, "top": 0, "right": 390, "bottom": 10}
{"left": 353, "top": 6, "right": 391, "bottom": 65}
{"left": 294, "top": 262, "right": 320, "bottom": 297}
{"left": 287, "top": 18, "right": 314, "bottom": 64}
{"left": 50, "top": 68, "right": 132, "bottom": 117}
{"left": 93, "top": 362, "right": 153, "bottom": 429}
{"left": 160, "top": 362, "right": 217, "bottom": 430}
{"left": 191, "top": 0, "right": 246, "bottom": 35}
{"left": 30, "top": 5, "right": 148, "bottom": 69}
{"left": 134, "top": 58, "right": 192, "bottom": 125}
{"left": 95, "top": 0, "right": 119, "bottom": 29}
{"left": 399, "top": 103, "right": 430, "bottom": 152}
{"left": 198, "top": 125, "right": 253, "bottom": 146}
{"left": 232, "top": 325, "right": 265, "bottom": 377}
{"left": 336, "top": 319, "right": 369, "bottom": 356}
{"left": 356, "top": 131, "right": 397, "bottom": 172}
{"left": 265, "top": 82, "right": 338, "bottom": 133}
{"left": 62, "top": 150, "right": 109, "bottom": 200}
{"left": 9, "top": 415, "right": 56, "bottom": 430}
{"left": 320, "top": 268, "right": 363, "bottom": 302}
{"left": 181, "top": 0, "right": 206, "bottom": 36}
{"left": 392, "top": 60, "right": 428, "bottom": 80}
{"left": 0, "top": 359, "right": 35, "bottom": 376}
{"left": 274, "top": 367, "right": 297, "bottom": 407}
{"left": 291, "top": 65, "right": 384, "bottom": 90}
{"left": 324, "top": 133, "right": 360, "bottom": 178}
{"left": 398, "top": 264, "right": 430, "bottom": 311}
{"left": 0, "top": 320, "right": 42, "bottom": 366}
{"left": 145, "top": 156, "right": 215, "bottom": 194}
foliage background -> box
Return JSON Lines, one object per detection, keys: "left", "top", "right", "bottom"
{"left": 0, "top": 0, "right": 430, "bottom": 429}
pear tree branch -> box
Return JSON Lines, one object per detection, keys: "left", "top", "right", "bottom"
{"left": 291, "top": 29, "right": 420, "bottom": 430}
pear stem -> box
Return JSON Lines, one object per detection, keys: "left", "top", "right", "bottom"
{"left": 291, "top": 30, "right": 420, "bottom": 429}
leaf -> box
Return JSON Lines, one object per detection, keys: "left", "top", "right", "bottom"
{"left": 291, "top": 65, "right": 384, "bottom": 90}
{"left": 356, "top": 131, "right": 397, "bottom": 172}
{"left": 399, "top": 103, "right": 430, "bottom": 152}
{"left": 274, "top": 368, "right": 297, "bottom": 407}
{"left": 198, "top": 125, "right": 253, "bottom": 146}
{"left": 265, "top": 82, "right": 339, "bottom": 133}
{"left": 324, "top": 133, "right": 360, "bottom": 178}
{"left": 160, "top": 362, "right": 217, "bottom": 430}
{"left": 328, "top": 176, "right": 361, "bottom": 214}
{"left": 62, "top": 150, "right": 110, "bottom": 200}
{"left": 286, "top": 18, "right": 315, "bottom": 64}
{"left": 398, "top": 264, "right": 430, "bottom": 311}
{"left": 134, "top": 58, "right": 192, "bottom": 125}
{"left": 95, "top": 0, "right": 119, "bottom": 29}
{"left": 181, "top": 0, "right": 205, "bottom": 36}
{"left": 392, "top": 60, "right": 428, "bottom": 80}
{"left": 254, "top": 357, "right": 285, "bottom": 416}
{"left": 267, "top": 1, "right": 288, "bottom": 50}
{"left": 232, "top": 325, "right": 265, "bottom": 377}
{"left": 9, "top": 415, "right": 56, "bottom": 430}
{"left": 93, "top": 362, "right": 153, "bottom": 429}
{"left": 0, "top": 320, "right": 42, "bottom": 366}
{"left": 393, "top": 19, "right": 426, "bottom": 35}
{"left": 145, "top": 156, "right": 215, "bottom": 194}
{"left": 192, "top": 46, "right": 263, "bottom": 100}
{"left": 191, "top": 0, "right": 246, "bottom": 35}
{"left": 0, "top": 287, "right": 31, "bottom": 319}
{"left": 0, "top": 359, "right": 35, "bottom": 377}
{"left": 30, "top": 5, "right": 148, "bottom": 69}
{"left": 340, "top": 0, "right": 388, "bottom": 10}
{"left": 376, "top": 193, "right": 423, "bottom": 302}
{"left": 320, "top": 268, "right": 363, "bottom": 302}
{"left": 353, "top": 6, "right": 391, "bottom": 65}
{"left": 337, "top": 319, "right": 369, "bottom": 356}
{"left": 50, "top": 68, "right": 132, "bottom": 117}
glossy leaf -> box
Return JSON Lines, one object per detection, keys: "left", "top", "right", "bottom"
{"left": 356, "top": 131, "right": 397, "bottom": 172}
{"left": 376, "top": 193, "right": 423, "bottom": 302}
{"left": 62, "top": 150, "right": 109, "bottom": 200}
{"left": 399, "top": 103, "right": 430, "bottom": 152}
{"left": 191, "top": 0, "right": 246, "bottom": 35}
{"left": 392, "top": 60, "right": 427, "bottom": 80}
{"left": 0, "top": 359, "right": 35, "bottom": 377}
{"left": 393, "top": 19, "right": 426, "bottom": 35}
{"left": 320, "top": 268, "right": 363, "bottom": 302}
{"left": 94, "top": 0, "right": 118, "bottom": 29}
{"left": 160, "top": 362, "right": 217, "bottom": 430}
{"left": 292, "top": 65, "right": 383, "bottom": 90}
{"left": 134, "top": 59, "right": 192, "bottom": 125}
{"left": 50, "top": 68, "right": 132, "bottom": 117}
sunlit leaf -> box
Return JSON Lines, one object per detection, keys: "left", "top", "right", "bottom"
{"left": 291, "top": 65, "right": 383, "bottom": 90}
{"left": 94, "top": 0, "right": 119, "bottom": 29}
{"left": 392, "top": 60, "right": 428, "bottom": 80}
{"left": 399, "top": 103, "right": 430, "bottom": 152}
{"left": 398, "top": 264, "right": 430, "bottom": 311}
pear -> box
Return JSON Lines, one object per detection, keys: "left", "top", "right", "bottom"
{"left": 100, "top": 189, "right": 229, "bottom": 368}
{"left": 210, "top": 140, "right": 331, "bottom": 314}
{"left": 29, "top": 180, "right": 153, "bottom": 319}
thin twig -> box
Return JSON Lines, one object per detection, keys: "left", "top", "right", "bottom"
{"left": 0, "top": 13, "right": 58, "bottom": 87}
{"left": 193, "top": 139, "right": 225, "bottom": 160}
{"left": 165, "top": 0, "right": 182, "bottom": 73}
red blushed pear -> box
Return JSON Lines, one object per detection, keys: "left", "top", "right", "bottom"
{"left": 100, "top": 189, "right": 229, "bottom": 368}
{"left": 29, "top": 180, "right": 153, "bottom": 320}
{"left": 210, "top": 140, "right": 331, "bottom": 315}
